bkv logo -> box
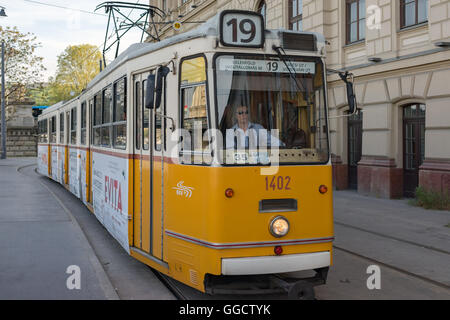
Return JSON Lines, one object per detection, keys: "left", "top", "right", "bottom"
{"left": 173, "top": 181, "right": 194, "bottom": 198}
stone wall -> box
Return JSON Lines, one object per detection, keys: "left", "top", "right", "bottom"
{"left": 0, "top": 103, "right": 38, "bottom": 157}
{"left": 3, "top": 127, "right": 38, "bottom": 157}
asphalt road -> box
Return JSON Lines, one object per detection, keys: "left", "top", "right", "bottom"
{"left": 1, "top": 158, "right": 449, "bottom": 300}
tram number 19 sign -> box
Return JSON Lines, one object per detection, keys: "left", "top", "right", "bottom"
{"left": 220, "top": 10, "right": 264, "bottom": 48}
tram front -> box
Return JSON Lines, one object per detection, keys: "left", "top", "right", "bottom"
{"left": 207, "top": 12, "right": 333, "bottom": 298}
{"left": 160, "top": 10, "right": 357, "bottom": 298}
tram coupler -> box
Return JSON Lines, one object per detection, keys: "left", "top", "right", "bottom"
{"left": 270, "top": 267, "right": 329, "bottom": 300}
{"left": 204, "top": 267, "right": 329, "bottom": 298}
{"left": 270, "top": 277, "right": 315, "bottom": 300}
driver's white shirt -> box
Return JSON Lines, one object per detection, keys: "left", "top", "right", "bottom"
{"left": 225, "top": 122, "right": 283, "bottom": 149}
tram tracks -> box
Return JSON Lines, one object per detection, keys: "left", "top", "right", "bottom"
{"left": 333, "top": 220, "right": 450, "bottom": 291}
{"left": 334, "top": 221, "right": 450, "bottom": 255}
{"left": 151, "top": 269, "right": 188, "bottom": 300}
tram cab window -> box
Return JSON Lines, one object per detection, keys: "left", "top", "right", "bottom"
{"left": 135, "top": 81, "right": 141, "bottom": 150}
{"left": 70, "top": 107, "right": 77, "bottom": 145}
{"left": 142, "top": 79, "right": 149, "bottom": 150}
{"left": 81, "top": 102, "right": 87, "bottom": 145}
{"left": 113, "top": 78, "right": 127, "bottom": 149}
{"left": 59, "top": 113, "right": 64, "bottom": 144}
{"left": 215, "top": 54, "right": 329, "bottom": 165}
{"left": 180, "top": 56, "right": 210, "bottom": 164}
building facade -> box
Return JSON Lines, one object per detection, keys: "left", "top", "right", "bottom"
{"left": 148, "top": 0, "right": 450, "bottom": 198}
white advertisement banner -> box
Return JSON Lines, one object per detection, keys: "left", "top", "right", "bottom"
{"left": 69, "top": 148, "right": 79, "bottom": 198}
{"left": 80, "top": 150, "right": 87, "bottom": 204}
{"left": 92, "top": 152, "right": 129, "bottom": 253}
{"left": 219, "top": 58, "right": 316, "bottom": 74}
{"left": 37, "top": 145, "right": 48, "bottom": 176}
{"left": 57, "top": 146, "right": 65, "bottom": 184}
{"left": 51, "top": 146, "right": 58, "bottom": 181}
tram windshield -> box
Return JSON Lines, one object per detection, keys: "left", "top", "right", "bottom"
{"left": 215, "top": 54, "right": 329, "bottom": 165}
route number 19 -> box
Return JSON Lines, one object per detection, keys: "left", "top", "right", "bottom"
{"left": 220, "top": 11, "right": 264, "bottom": 48}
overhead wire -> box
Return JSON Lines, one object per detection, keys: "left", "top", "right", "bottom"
{"left": 22, "top": 0, "right": 107, "bottom": 16}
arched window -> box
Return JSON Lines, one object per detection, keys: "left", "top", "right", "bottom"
{"left": 257, "top": 0, "right": 266, "bottom": 26}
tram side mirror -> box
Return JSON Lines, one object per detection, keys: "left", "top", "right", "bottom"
{"left": 339, "top": 71, "right": 357, "bottom": 114}
{"left": 155, "top": 66, "right": 170, "bottom": 109}
{"left": 346, "top": 81, "right": 357, "bottom": 115}
{"left": 145, "top": 74, "right": 156, "bottom": 109}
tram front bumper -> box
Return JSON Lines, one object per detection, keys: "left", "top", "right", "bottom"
{"left": 221, "top": 251, "right": 330, "bottom": 275}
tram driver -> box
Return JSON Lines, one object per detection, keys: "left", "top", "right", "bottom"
{"left": 225, "top": 105, "right": 285, "bottom": 149}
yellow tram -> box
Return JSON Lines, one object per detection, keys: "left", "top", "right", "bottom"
{"left": 37, "top": 10, "right": 356, "bottom": 298}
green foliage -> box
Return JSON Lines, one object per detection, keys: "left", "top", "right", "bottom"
{"left": 0, "top": 26, "right": 45, "bottom": 107}
{"left": 412, "top": 186, "right": 450, "bottom": 211}
{"left": 31, "top": 44, "right": 102, "bottom": 106}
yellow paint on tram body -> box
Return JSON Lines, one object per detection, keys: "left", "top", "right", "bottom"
{"left": 129, "top": 162, "right": 333, "bottom": 292}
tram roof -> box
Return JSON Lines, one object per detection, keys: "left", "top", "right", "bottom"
{"left": 40, "top": 10, "right": 326, "bottom": 117}
{"left": 86, "top": 11, "right": 325, "bottom": 92}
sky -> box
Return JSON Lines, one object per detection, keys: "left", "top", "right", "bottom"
{"left": 1, "top": 0, "right": 149, "bottom": 81}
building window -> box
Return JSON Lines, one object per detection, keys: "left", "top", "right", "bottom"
{"left": 289, "top": 0, "right": 303, "bottom": 31}
{"left": 346, "top": 0, "right": 366, "bottom": 44}
{"left": 257, "top": 1, "right": 266, "bottom": 26}
{"left": 401, "top": 0, "right": 428, "bottom": 28}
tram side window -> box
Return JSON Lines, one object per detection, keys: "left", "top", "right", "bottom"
{"left": 81, "top": 102, "right": 87, "bottom": 145}
{"left": 70, "top": 107, "right": 77, "bottom": 145}
{"left": 50, "top": 116, "right": 56, "bottom": 143}
{"left": 93, "top": 93, "right": 101, "bottom": 146}
{"left": 113, "top": 77, "right": 127, "bottom": 149}
{"left": 101, "top": 86, "right": 112, "bottom": 147}
{"left": 180, "top": 56, "right": 209, "bottom": 164}
{"left": 39, "top": 119, "right": 48, "bottom": 143}
{"left": 59, "top": 113, "right": 64, "bottom": 144}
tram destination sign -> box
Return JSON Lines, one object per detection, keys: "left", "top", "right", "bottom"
{"left": 220, "top": 10, "right": 264, "bottom": 48}
{"left": 219, "top": 58, "right": 316, "bottom": 74}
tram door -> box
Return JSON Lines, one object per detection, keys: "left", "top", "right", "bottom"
{"left": 88, "top": 99, "right": 94, "bottom": 204}
{"left": 133, "top": 72, "right": 165, "bottom": 261}
{"left": 64, "top": 111, "right": 70, "bottom": 185}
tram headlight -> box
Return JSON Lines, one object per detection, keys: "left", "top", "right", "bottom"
{"left": 269, "top": 216, "right": 290, "bottom": 238}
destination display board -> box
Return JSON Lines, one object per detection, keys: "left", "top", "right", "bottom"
{"left": 218, "top": 58, "right": 316, "bottom": 74}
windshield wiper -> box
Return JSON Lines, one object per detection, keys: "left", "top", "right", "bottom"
{"left": 272, "top": 45, "right": 309, "bottom": 105}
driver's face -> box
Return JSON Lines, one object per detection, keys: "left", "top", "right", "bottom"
{"left": 236, "top": 106, "right": 249, "bottom": 128}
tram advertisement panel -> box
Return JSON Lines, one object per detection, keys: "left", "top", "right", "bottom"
{"left": 51, "top": 146, "right": 58, "bottom": 181}
{"left": 57, "top": 146, "right": 65, "bottom": 184}
{"left": 69, "top": 148, "right": 80, "bottom": 198}
{"left": 37, "top": 145, "right": 48, "bottom": 176}
{"left": 80, "top": 150, "right": 87, "bottom": 204}
{"left": 92, "top": 152, "right": 129, "bottom": 253}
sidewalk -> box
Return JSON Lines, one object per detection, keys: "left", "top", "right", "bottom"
{"left": 0, "top": 158, "right": 118, "bottom": 299}
{"left": 333, "top": 190, "right": 450, "bottom": 287}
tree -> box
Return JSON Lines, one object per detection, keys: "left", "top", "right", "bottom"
{"left": 45, "top": 44, "right": 102, "bottom": 104}
{"left": 0, "top": 26, "right": 46, "bottom": 121}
